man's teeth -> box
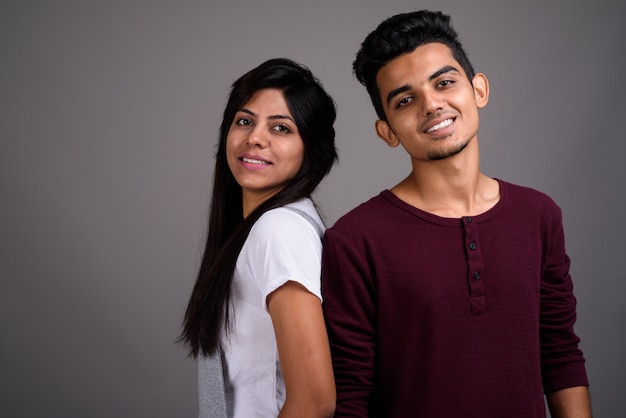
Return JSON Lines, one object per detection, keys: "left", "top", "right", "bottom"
{"left": 242, "top": 157, "right": 269, "bottom": 165}
{"left": 427, "top": 118, "right": 453, "bottom": 133}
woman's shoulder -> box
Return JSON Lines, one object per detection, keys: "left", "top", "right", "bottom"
{"left": 252, "top": 198, "right": 323, "bottom": 239}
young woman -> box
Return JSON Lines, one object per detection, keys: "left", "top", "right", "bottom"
{"left": 180, "top": 58, "right": 338, "bottom": 418}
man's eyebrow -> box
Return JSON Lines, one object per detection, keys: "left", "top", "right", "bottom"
{"left": 429, "top": 65, "right": 460, "bottom": 81}
{"left": 385, "top": 66, "right": 461, "bottom": 106}
{"left": 386, "top": 85, "right": 411, "bottom": 106}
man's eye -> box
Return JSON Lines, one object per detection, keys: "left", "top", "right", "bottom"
{"left": 438, "top": 80, "right": 454, "bottom": 87}
{"left": 397, "top": 97, "right": 412, "bottom": 108}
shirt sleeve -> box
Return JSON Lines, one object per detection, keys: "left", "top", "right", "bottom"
{"left": 245, "top": 208, "right": 323, "bottom": 309}
{"left": 321, "top": 227, "right": 376, "bottom": 416}
{"left": 539, "top": 205, "right": 589, "bottom": 393}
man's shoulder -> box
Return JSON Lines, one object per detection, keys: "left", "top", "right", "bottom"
{"left": 499, "top": 179, "right": 561, "bottom": 216}
{"left": 501, "top": 179, "right": 558, "bottom": 204}
{"left": 329, "top": 191, "right": 392, "bottom": 230}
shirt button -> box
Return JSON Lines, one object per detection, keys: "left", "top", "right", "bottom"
{"left": 465, "top": 216, "right": 472, "bottom": 223}
{"left": 469, "top": 242, "right": 477, "bottom": 250}
{"left": 474, "top": 272, "right": 481, "bottom": 280}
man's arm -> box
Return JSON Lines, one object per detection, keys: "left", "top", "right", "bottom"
{"left": 540, "top": 204, "right": 590, "bottom": 417}
{"left": 321, "top": 228, "right": 377, "bottom": 417}
{"left": 546, "top": 386, "right": 592, "bottom": 418}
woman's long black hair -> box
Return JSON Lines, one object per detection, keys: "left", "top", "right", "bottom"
{"left": 179, "top": 58, "right": 338, "bottom": 357}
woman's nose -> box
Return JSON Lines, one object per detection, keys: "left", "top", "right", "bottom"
{"left": 246, "top": 126, "right": 269, "bottom": 147}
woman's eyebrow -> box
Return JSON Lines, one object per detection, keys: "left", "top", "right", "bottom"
{"left": 238, "top": 108, "right": 295, "bottom": 123}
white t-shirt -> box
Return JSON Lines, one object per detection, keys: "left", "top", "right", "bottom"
{"left": 218, "top": 198, "right": 324, "bottom": 417}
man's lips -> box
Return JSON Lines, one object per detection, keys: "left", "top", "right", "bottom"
{"left": 425, "top": 117, "right": 455, "bottom": 133}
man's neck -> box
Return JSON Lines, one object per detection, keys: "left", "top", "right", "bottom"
{"left": 390, "top": 144, "right": 499, "bottom": 218}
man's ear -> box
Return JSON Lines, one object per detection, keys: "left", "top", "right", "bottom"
{"left": 472, "top": 73, "right": 489, "bottom": 109}
{"left": 375, "top": 119, "right": 400, "bottom": 148}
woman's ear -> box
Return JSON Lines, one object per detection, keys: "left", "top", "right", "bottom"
{"left": 472, "top": 73, "right": 490, "bottom": 109}
{"left": 375, "top": 119, "right": 400, "bottom": 148}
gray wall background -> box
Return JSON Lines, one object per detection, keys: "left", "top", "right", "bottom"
{"left": 1, "top": 0, "right": 624, "bottom": 416}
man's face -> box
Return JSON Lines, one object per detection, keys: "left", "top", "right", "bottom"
{"left": 374, "top": 42, "right": 488, "bottom": 162}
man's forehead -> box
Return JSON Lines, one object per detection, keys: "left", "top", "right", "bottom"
{"left": 377, "top": 45, "right": 460, "bottom": 89}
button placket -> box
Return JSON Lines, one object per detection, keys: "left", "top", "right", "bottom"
{"left": 463, "top": 216, "right": 486, "bottom": 315}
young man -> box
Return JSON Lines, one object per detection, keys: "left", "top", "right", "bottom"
{"left": 321, "top": 10, "right": 591, "bottom": 417}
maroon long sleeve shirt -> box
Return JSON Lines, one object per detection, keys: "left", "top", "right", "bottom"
{"left": 321, "top": 180, "right": 588, "bottom": 417}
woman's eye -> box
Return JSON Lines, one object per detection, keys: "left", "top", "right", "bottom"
{"left": 272, "top": 124, "right": 291, "bottom": 134}
{"left": 235, "top": 117, "right": 252, "bottom": 126}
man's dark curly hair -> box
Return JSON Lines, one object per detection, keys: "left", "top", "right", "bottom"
{"left": 353, "top": 10, "right": 476, "bottom": 121}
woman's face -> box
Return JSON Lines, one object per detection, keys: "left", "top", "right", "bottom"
{"left": 226, "top": 88, "right": 305, "bottom": 212}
